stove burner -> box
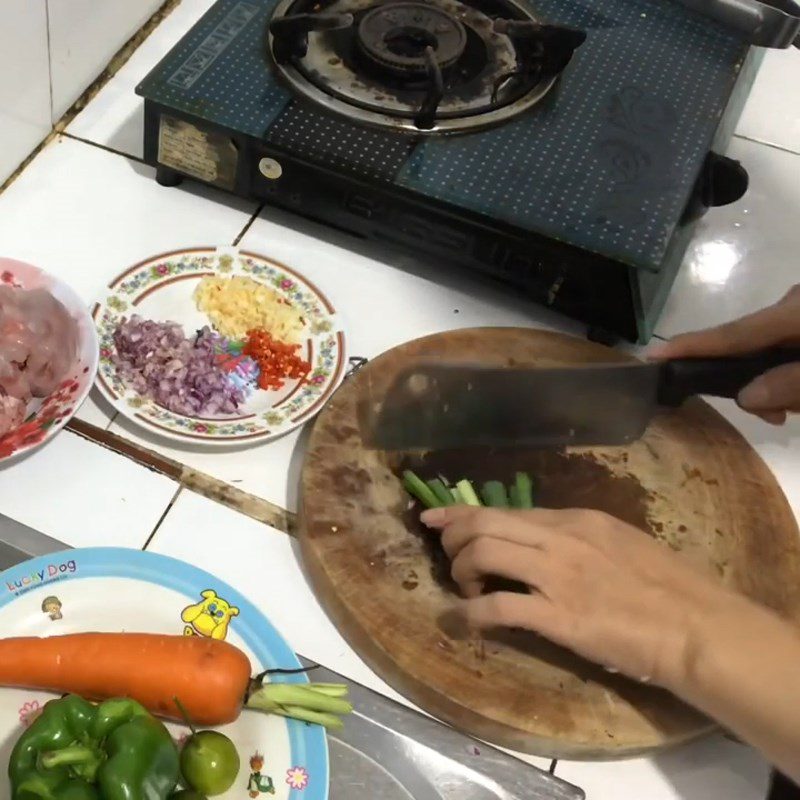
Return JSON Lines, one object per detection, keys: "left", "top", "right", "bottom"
{"left": 357, "top": 3, "right": 467, "bottom": 76}
{"left": 267, "top": 0, "right": 586, "bottom": 134}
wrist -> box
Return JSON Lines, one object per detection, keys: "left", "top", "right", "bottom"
{"left": 659, "top": 588, "right": 757, "bottom": 697}
{"left": 669, "top": 590, "right": 792, "bottom": 705}
{"left": 664, "top": 595, "right": 800, "bottom": 782}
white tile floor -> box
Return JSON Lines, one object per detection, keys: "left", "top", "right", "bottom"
{"left": 737, "top": 48, "right": 800, "bottom": 155}
{"left": 0, "top": 138, "right": 256, "bottom": 302}
{"left": 0, "top": 430, "right": 177, "bottom": 549}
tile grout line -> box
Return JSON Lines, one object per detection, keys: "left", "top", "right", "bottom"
{"left": 44, "top": 0, "right": 55, "bottom": 125}
{"left": 732, "top": 132, "right": 800, "bottom": 158}
{"left": 232, "top": 203, "right": 266, "bottom": 246}
{"left": 61, "top": 132, "right": 147, "bottom": 165}
{"left": 141, "top": 485, "right": 183, "bottom": 551}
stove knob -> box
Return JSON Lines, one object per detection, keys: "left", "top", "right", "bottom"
{"left": 259, "top": 157, "right": 283, "bottom": 180}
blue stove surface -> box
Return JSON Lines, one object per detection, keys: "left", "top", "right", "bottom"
{"left": 137, "top": 0, "right": 751, "bottom": 272}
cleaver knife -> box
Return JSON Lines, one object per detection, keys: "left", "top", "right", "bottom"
{"left": 358, "top": 347, "right": 800, "bottom": 451}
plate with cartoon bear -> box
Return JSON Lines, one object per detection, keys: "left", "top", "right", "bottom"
{"left": 0, "top": 547, "right": 328, "bottom": 800}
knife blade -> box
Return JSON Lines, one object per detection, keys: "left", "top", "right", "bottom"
{"left": 358, "top": 347, "right": 800, "bottom": 451}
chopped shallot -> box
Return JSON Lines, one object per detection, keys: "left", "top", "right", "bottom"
{"left": 111, "top": 316, "right": 244, "bottom": 416}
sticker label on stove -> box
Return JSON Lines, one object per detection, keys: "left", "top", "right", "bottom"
{"left": 167, "top": 1, "right": 258, "bottom": 91}
{"left": 158, "top": 115, "right": 238, "bottom": 190}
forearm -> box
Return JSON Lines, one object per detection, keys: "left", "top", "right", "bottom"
{"left": 673, "top": 596, "right": 800, "bottom": 783}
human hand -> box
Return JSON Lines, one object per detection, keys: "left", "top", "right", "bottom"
{"left": 649, "top": 284, "right": 800, "bottom": 424}
{"left": 421, "top": 505, "right": 747, "bottom": 692}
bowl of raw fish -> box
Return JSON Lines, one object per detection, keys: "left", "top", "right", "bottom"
{"left": 0, "top": 258, "right": 98, "bottom": 463}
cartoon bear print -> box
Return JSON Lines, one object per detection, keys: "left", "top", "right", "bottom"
{"left": 180, "top": 590, "right": 239, "bottom": 640}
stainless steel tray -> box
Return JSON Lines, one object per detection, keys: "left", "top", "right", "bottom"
{"left": 674, "top": 0, "right": 800, "bottom": 47}
{"left": 303, "top": 659, "right": 583, "bottom": 800}
{"left": 0, "top": 513, "right": 583, "bottom": 800}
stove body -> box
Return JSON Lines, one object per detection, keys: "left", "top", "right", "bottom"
{"left": 137, "top": 0, "right": 761, "bottom": 342}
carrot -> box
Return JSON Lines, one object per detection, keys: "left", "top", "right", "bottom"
{"left": 0, "top": 633, "right": 252, "bottom": 726}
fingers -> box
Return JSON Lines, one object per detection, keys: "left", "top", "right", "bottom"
{"left": 450, "top": 537, "right": 552, "bottom": 598}
{"left": 421, "top": 506, "right": 557, "bottom": 559}
{"left": 421, "top": 506, "right": 635, "bottom": 561}
{"left": 757, "top": 410, "right": 788, "bottom": 426}
{"left": 422, "top": 505, "right": 578, "bottom": 532}
{"left": 737, "top": 363, "right": 800, "bottom": 415}
{"left": 648, "top": 287, "right": 800, "bottom": 360}
{"left": 461, "top": 592, "right": 570, "bottom": 646}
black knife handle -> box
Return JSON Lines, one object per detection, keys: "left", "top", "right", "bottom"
{"left": 657, "top": 348, "right": 800, "bottom": 407}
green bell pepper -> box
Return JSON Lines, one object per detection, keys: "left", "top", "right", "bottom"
{"left": 9, "top": 695, "right": 180, "bottom": 800}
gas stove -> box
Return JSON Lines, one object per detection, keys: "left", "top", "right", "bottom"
{"left": 137, "top": 0, "right": 762, "bottom": 342}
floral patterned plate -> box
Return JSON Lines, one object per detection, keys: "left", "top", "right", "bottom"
{"left": 93, "top": 247, "right": 346, "bottom": 445}
{"left": 0, "top": 258, "right": 99, "bottom": 464}
{"left": 0, "top": 547, "right": 328, "bottom": 800}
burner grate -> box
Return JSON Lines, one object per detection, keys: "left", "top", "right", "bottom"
{"left": 266, "top": 0, "right": 586, "bottom": 133}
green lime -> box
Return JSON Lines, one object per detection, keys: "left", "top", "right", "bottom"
{"left": 180, "top": 731, "right": 240, "bottom": 796}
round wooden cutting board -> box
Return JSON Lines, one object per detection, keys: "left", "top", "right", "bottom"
{"left": 298, "top": 328, "right": 800, "bottom": 759}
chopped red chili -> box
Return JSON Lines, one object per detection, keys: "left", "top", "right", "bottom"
{"left": 242, "top": 329, "right": 311, "bottom": 391}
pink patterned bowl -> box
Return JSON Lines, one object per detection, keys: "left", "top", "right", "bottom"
{"left": 0, "top": 258, "right": 98, "bottom": 464}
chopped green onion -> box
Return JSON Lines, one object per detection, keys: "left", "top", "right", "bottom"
{"left": 427, "top": 478, "right": 455, "bottom": 506}
{"left": 455, "top": 479, "right": 481, "bottom": 507}
{"left": 403, "top": 470, "right": 440, "bottom": 508}
{"left": 481, "top": 480, "right": 509, "bottom": 508}
{"left": 403, "top": 470, "right": 534, "bottom": 511}
{"left": 514, "top": 471, "right": 534, "bottom": 509}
